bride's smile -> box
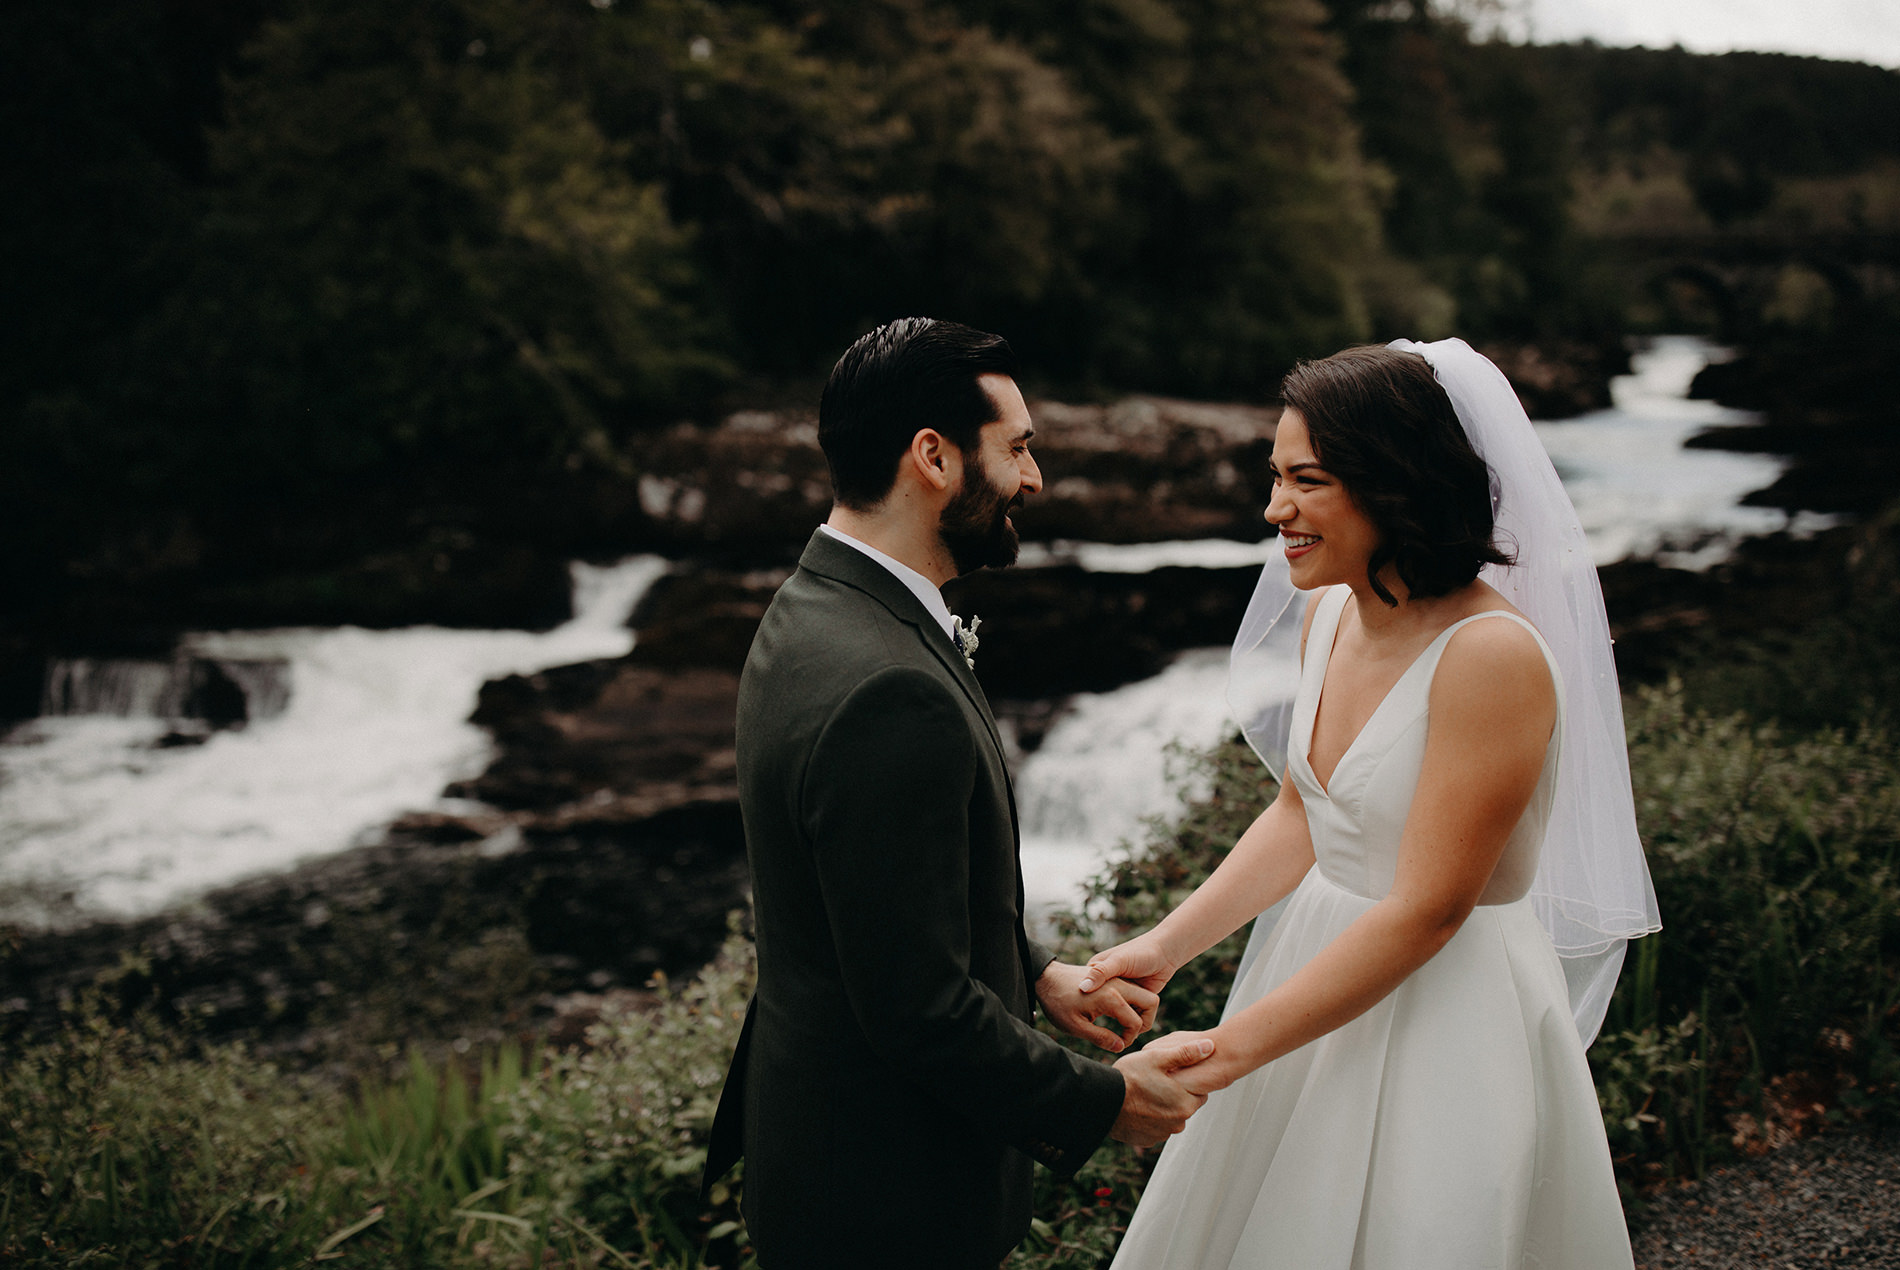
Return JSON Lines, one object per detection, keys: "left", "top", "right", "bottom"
{"left": 1265, "top": 407, "right": 1379, "bottom": 589}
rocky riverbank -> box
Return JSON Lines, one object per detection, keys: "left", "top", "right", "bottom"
{"left": 7, "top": 334, "right": 1885, "bottom": 1069}
{"left": 1683, "top": 324, "right": 1900, "bottom": 518}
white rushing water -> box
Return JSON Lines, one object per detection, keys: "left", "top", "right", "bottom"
{"left": 0, "top": 557, "right": 669, "bottom": 926}
{"left": 1015, "top": 650, "right": 1242, "bottom": 921}
{"left": 1534, "top": 336, "right": 1840, "bottom": 569}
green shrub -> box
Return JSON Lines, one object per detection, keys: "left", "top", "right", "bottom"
{"left": 0, "top": 1010, "right": 337, "bottom": 1267}
{"left": 495, "top": 929, "right": 757, "bottom": 1268}
{"left": 1602, "top": 681, "right": 1900, "bottom": 1179}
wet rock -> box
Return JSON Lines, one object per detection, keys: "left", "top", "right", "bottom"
{"left": 451, "top": 662, "right": 740, "bottom": 813}
{"left": 944, "top": 564, "right": 1263, "bottom": 700}
{"left": 0, "top": 799, "right": 747, "bottom": 1065}
{"left": 1684, "top": 329, "right": 1900, "bottom": 517}
{"left": 1477, "top": 339, "right": 1631, "bottom": 420}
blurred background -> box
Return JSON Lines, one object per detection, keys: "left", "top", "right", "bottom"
{"left": 3, "top": 0, "right": 1900, "bottom": 1262}
{"left": 2, "top": 2, "right": 1899, "bottom": 1259}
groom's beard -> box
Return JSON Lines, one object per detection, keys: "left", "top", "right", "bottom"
{"left": 940, "top": 461, "right": 1023, "bottom": 576}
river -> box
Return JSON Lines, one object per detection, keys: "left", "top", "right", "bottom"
{"left": 0, "top": 336, "right": 1838, "bottom": 928}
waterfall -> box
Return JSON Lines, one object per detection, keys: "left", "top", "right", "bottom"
{"left": 1015, "top": 649, "right": 1241, "bottom": 921}
{"left": 41, "top": 657, "right": 292, "bottom": 725}
{"left": 0, "top": 556, "right": 671, "bottom": 927}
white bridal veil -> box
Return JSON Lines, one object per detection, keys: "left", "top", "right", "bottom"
{"left": 1225, "top": 337, "right": 1662, "bottom": 1046}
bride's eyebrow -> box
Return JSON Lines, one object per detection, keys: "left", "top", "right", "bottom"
{"left": 1270, "top": 459, "right": 1330, "bottom": 477}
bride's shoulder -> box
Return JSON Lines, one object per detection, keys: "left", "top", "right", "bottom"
{"left": 1435, "top": 605, "right": 1556, "bottom": 717}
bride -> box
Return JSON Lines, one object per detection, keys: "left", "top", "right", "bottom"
{"left": 1078, "top": 339, "right": 1660, "bottom": 1268}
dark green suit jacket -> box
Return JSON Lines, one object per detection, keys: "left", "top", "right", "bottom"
{"left": 704, "top": 529, "right": 1125, "bottom": 1269}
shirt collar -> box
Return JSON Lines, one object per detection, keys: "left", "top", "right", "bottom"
{"left": 818, "top": 523, "right": 956, "bottom": 640}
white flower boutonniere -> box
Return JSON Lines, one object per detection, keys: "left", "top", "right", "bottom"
{"left": 951, "top": 614, "right": 982, "bottom": 670}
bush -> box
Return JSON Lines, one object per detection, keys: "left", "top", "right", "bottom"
{"left": 0, "top": 1009, "right": 338, "bottom": 1266}
{"left": 495, "top": 931, "right": 756, "bottom": 1267}
{"left": 0, "top": 938, "right": 758, "bottom": 1268}
{"left": 1603, "top": 682, "right": 1900, "bottom": 1182}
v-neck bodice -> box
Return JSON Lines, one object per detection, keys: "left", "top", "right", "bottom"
{"left": 1288, "top": 584, "right": 1565, "bottom": 906}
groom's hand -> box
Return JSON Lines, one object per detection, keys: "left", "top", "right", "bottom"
{"left": 1036, "top": 960, "right": 1159, "bottom": 1053}
{"left": 1109, "top": 1038, "right": 1216, "bottom": 1146}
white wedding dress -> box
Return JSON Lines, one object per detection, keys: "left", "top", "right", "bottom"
{"left": 1111, "top": 585, "right": 1632, "bottom": 1269}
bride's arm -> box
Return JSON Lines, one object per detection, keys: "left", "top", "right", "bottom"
{"left": 1079, "top": 595, "right": 1327, "bottom": 998}
{"left": 1158, "top": 619, "right": 1557, "bottom": 1093}
{"left": 1080, "top": 780, "right": 1316, "bottom": 997}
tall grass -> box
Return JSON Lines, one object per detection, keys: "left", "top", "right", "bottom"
{"left": 1, "top": 937, "right": 757, "bottom": 1268}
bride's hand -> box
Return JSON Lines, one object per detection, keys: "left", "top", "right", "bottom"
{"left": 1079, "top": 934, "right": 1178, "bottom": 998}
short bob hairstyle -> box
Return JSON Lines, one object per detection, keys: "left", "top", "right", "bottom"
{"left": 1279, "top": 345, "right": 1511, "bottom": 606}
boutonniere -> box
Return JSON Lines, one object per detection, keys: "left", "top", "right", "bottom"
{"left": 951, "top": 614, "right": 981, "bottom": 670}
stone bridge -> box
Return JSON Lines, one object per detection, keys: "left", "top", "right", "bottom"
{"left": 1600, "top": 229, "right": 1900, "bottom": 332}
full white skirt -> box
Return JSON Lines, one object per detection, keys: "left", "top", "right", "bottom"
{"left": 1110, "top": 868, "right": 1633, "bottom": 1269}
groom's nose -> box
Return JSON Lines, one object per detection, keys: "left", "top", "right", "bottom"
{"left": 1018, "top": 449, "right": 1043, "bottom": 496}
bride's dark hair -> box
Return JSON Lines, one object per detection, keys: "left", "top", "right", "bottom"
{"left": 1280, "top": 345, "right": 1513, "bottom": 606}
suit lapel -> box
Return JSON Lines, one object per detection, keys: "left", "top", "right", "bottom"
{"left": 797, "top": 531, "right": 1012, "bottom": 770}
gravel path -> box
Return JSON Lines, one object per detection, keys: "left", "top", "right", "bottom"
{"left": 1631, "top": 1125, "right": 1900, "bottom": 1267}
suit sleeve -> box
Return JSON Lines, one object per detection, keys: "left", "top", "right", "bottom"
{"left": 802, "top": 665, "right": 1124, "bottom": 1171}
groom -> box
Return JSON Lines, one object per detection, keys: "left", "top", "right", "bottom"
{"left": 702, "top": 318, "right": 1216, "bottom": 1269}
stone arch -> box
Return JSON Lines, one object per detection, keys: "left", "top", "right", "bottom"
{"left": 1642, "top": 260, "right": 1739, "bottom": 333}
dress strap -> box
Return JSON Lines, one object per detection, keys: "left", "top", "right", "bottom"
{"left": 1291, "top": 586, "right": 1353, "bottom": 753}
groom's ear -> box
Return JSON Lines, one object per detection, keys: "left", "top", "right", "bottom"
{"left": 906, "top": 427, "right": 956, "bottom": 493}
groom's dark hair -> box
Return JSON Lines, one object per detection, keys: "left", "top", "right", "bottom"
{"left": 819, "top": 317, "right": 1019, "bottom": 509}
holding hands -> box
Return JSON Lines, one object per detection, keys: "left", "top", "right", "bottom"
{"left": 1035, "top": 959, "right": 1159, "bottom": 1053}
{"left": 1078, "top": 932, "right": 1181, "bottom": 1000}
{"left": 1039, "top": 944, "right": 1232, "bottom": 1146}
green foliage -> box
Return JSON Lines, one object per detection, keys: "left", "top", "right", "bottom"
{"left": 1601, "top": 683, "right": 1900, "bottom": 1179}
{"left": 158, "top": 0, "right": 727, "bottom": 484}
{"left": 1327, "top": 6, "right": 1604, "bottom": 340}
{"left": 1670, "top": 599, "right": 1900, "bottom": 734}
{"left": 0, "top": 936, "right": 760, "bottom": 1268}
{"left": 495, "top": 933, "right": 757, "bottom": 1265}
{"left": 0, "top": 1011, "right": 337, "bottom": 1266}
{"left": 1617, "top": 684, "right": 1900, "bottom": 1064}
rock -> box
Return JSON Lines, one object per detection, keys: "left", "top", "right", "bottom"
{"left": 451, "top": 662, "right": 740, "bottom": 813}
{"left": 0, "top": 800, "right": 747, "bottom": 1065}
{"left": 944, "top": 564, "right": 1263, "bottom": 701}
{"left": 1683, "top": 329, "right": 1900, "bottom": 517}
{"left": 1476, "top": 339, "right": 1631, "bottom": 420}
